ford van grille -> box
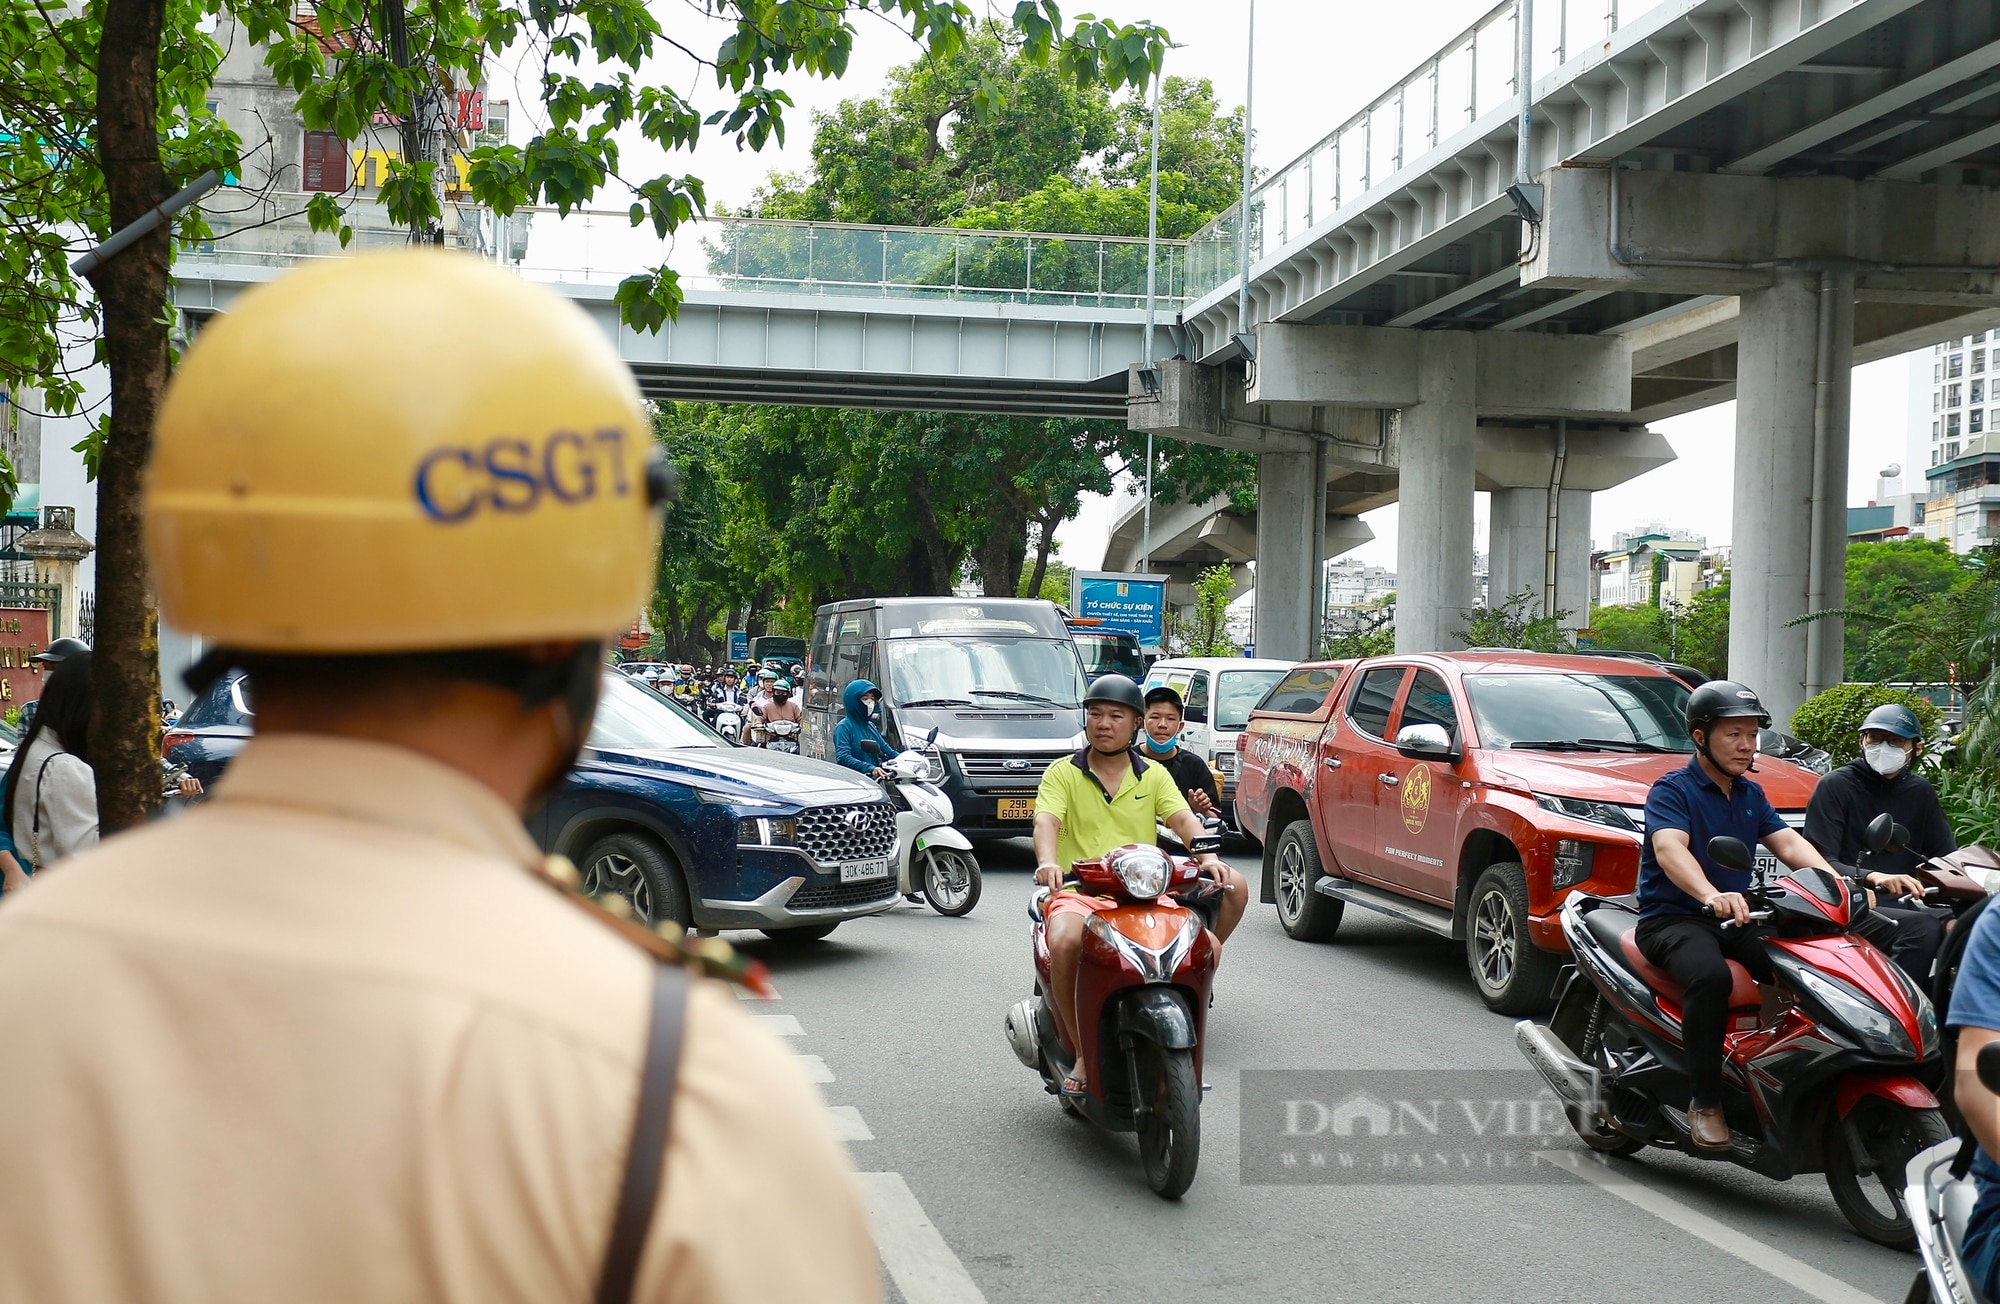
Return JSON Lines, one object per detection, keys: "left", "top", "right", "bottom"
{"left": 796, "top": 802, "right": 897, "bottom": 865}
{"left": 958, "top": 755, "right": 1059, "bottom": 782}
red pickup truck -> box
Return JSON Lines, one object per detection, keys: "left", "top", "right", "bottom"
{"left": 1233, "top": 651, "right": 1821, "bottom": 1013}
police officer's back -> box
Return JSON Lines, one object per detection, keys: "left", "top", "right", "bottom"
{"left": 0, "top": 254, "right": 879, "bottom": 1303}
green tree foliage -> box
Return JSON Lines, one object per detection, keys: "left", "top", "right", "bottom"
{"left": 1790, "top": 683, "right": 1943, "bottom": 765}
{"left": 1843, "top": 539, "right": 1968, "bottom": 680}
{"left": 1459, "top": 591, "right": 1574, "bottom": 654}
{"left": 1322, "top": 599, "right": 1395, "bottom": 660}
{"left": 1161, "top": 564, "right": 1237, "bottom": 657}
{"left": 1588, "top": 583, "right": 1731, "bottom": 679}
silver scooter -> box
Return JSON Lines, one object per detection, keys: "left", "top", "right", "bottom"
{"left": 1909, "top": 1041, "right": 2000, "bottom": 1304}
{"left": 881, "top": 730, "right": 980, "bottom": 916}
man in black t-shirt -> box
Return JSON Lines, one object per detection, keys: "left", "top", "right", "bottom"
{"left": 1140, "top": 685, "right": 1252, "bottom": 943}
{"left": 1142, "top": 686, "right": 1221, "bottom": 815}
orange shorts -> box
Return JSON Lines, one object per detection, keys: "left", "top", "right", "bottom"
{"left": 1044, "top": 888, "right": 1119, "bottom": 922}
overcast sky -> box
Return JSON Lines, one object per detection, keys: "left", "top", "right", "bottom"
{"left": 503, "top": 0, "right": 1918, "bottom": 571}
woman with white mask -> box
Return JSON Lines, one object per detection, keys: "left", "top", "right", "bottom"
{"left": 1803, "top": 702, "right": 1953, "bottom": 979}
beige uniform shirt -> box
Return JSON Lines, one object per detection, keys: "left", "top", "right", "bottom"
{"left": 0, "top": 735, "right": 880, "bottom": 1304}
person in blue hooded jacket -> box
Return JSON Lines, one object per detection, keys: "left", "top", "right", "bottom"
{"left": 834, "top": 680, "right": 893, "bottom": 777}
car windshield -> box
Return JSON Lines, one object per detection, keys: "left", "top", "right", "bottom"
{"left": 1075, "top": 634, "right": 1144, "bottom": 679}
{"left": 1463, "top": 673, "right": 1694, "bottom": 752}
{"left": 1215, "top": 670, "right": 1289, "bottom": 730}
{"left": 883, "top": 637, "right": 1086, "bottom": 709}
{"left": 588, "top": 673, "right": 723, "bottom": 751}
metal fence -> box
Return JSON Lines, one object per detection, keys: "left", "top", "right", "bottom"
{"left": 181, "top": 207, "right": 1192, "bottom": 309}
{"left": 1186, "top": 0, "right": 1653, "bottom": 301}
{"left": 0, "top": 580, "right": 62, "bottom": 638}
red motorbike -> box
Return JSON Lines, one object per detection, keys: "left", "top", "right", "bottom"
{"left": 1005, "top": 842, "right": 1221, "bottom": 1199}
{"left": 1518, "top": 822, "right": 1947, "bottom": 1247}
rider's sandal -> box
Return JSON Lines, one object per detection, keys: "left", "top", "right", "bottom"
{"left": 1059, "top": 1072, "right": 1088, "bottom": 1100}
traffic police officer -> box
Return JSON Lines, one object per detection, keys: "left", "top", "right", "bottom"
{"left": 0, "top": 252, "right": 879, "bottom": 1303}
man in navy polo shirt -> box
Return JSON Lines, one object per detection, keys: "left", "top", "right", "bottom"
{"left": 1945, "top": 907, "right": 2000, "bottom": 1296}
{"left": 1636, "top": 679, "right": 1838, "bottom": 1151}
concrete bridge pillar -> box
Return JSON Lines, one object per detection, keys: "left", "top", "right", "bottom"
{"left": 1396, "top": 333, "right": 1478, "bottom": 653}
{"left": 1728, "top": 269, "right": 1851, "bottom": 728}
{"left": 1253, "top": 450, "right": 1320, "bottom": 661}
{"left": 1488, "top": 486, "right": 1593, "bottom": 626}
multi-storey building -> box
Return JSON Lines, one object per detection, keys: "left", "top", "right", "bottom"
{"left": 1910, "top": 333, "right": 2000, "bottom": 554}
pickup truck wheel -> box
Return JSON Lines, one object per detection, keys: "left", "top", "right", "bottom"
{"left": 1466, "top": 862, "right": 1561, "bottom": 1014}
{"left": 578, "top": 832, "right": 692, "bottom": 929}
{"left": 1273, "top": 820, "right": 1342, "bottom": 942}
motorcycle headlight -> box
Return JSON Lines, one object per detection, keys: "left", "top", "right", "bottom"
{"left": 1535, "top": 793, "right": 1641, "bottom": 833}
{"left": 1107, "top": 846, "right": 1170, "bottom": 900}
{"left": 1792, "top": 967, "right": 1914, "bottom": 1059}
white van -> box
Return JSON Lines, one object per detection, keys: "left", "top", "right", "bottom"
{"left": 1140, "top": 657, "right": 1295, "bottom": 825}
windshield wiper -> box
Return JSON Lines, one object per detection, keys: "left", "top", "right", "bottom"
{"left": 898, "top": 698, "right": 974, "bottom": 708}
{"left": 1509, "top": 740, "right": 1608, "bottom": 752}
{"left": 1574, "top": 737, "right": 1681, "bottom": 754}
{"left": 970, "top": 690, "right": 1074, "bottom": 709}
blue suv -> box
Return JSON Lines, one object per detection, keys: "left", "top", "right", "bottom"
{"left": 164, "top": 669, "right": 901, "bottom": 941}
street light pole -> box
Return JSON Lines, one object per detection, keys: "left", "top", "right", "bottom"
{"left": 1235, "top": 0, "right": 1256, "bottom": 347}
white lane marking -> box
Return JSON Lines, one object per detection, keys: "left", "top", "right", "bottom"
{"left": 825, "top": 1106, "right": 874, "bottom": 1141}
{"left": 756, "top": 1014, "right": 804, "bottom": 1036}
{"left": 734, "top": 985, "right": 779, "bottom": 1001}
{"left": 1538, "top": 1152, "right": 1885, "bottom": 1304}
{"left": 795, "top": 1053, "right": 834, "bottom": 1084}
{"left": 853, "top": 1172, "right": 987, "bottom": 1304}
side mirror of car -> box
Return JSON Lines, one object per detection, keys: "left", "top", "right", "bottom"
{"left": 1707, "top": 836, "right": 1755, "bottom": 875}
{"left": 1395, "top": 722, "right": 1453, "bottom": 758}
{"left": 1864, "top": 812, "right": 1895, "bottom": 854}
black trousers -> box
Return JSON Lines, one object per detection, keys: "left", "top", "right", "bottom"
{"left": 1635, "top": 913, "right": 1774, "bottom": 1109}
{"left": 1873, "top": 902, "right": 1948, "bottom": 984}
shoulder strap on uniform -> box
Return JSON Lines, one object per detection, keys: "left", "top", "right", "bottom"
{"left": 596, "top": 962, "right": 691, "bottom": 1304}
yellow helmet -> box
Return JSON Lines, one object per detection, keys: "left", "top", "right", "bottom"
{"left": 147, "top": 250, "right": 663, "bottom": 653}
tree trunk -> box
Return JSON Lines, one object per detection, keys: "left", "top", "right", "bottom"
{"left": 979, "top": 492, "right": 1028, "bottom": 598}
{"left": 87, "top": 0, "right": 171, "bottom": 835}
{"left": 1024, "top": 513, "right": 1059, "bottom": 602}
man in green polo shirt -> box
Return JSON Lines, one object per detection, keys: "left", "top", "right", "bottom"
{"left": 1032, "top": 674, "right": 1229, "bottom": 1096}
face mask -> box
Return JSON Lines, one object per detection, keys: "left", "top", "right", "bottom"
{"left": 1143, "top": 730, "right": 1180, "bottom": 756}
{"left": 1864, "top": 741, "right": 1909, "bottom": 777}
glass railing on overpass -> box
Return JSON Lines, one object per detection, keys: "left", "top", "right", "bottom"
{"left": 1187, "top": 0, "right": 1665, "bottom": 302}
{"left": 178, "top": 205, "right": 1191, "bottom": 310}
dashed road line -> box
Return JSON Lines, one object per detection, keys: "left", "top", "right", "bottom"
{"left": 755, "top": 1013, "right": 805, "bottom": 1036}
{"left": 852, "top": 1172, "right": 988, "bottom": 1304}
{"left": 825, "top": 1105, "right": 875, "bottom": 1140}
{"left": 795, "top": 1053, "right": 834, "bottom": 1084}
{"left": 1538, "top": 1151, "right": 1886, "bottom": 1304}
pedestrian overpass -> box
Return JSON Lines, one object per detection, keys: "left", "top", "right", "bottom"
{"left": 173, "top": 0, "right": 2000, "bottom": 724}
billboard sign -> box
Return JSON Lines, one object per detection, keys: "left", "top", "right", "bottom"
{"left": 726, "top": 629, "right": 750, "bottom": 663}
{"left": 1071, "top": 571, "right": 1168, "bottom": 650}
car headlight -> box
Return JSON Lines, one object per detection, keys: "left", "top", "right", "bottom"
{"left": 1792, "top": 967, "right": 1914, "bottom": 1058}
{"left": 920, "top": 749, "right": 945, "bottom": 782}
{"left": 1535, "top": 793, "right": 1640, "bottom": 832}
{"left": 736, "top": 816, "right": 800, "bottom": 847}
{"left": 1213, "top": 751, "right": 1237, "bottom": 775}
{"left": 1107, "top": 845, "right": 1170, "bottom": 900}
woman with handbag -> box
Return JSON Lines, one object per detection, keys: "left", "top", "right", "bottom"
{"left": 3, "top": 653, "right": 97, "bottom": 874}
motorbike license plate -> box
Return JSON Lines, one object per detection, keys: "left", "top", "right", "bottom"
{"left": 996, "top": 796, "right": 1036, "bottom": 820}
{"left": 772, "top": 740, "right": 800, "bottom": 753}
{"left": 1754, "top": 850, "right": 1782, "bottom": 883}
{"left": 839, "top": 858, "right": 889, "bottom": 883}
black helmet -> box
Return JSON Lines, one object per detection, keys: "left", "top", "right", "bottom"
{"left": 1082, "top": 674, "right": 1145, "bottom": 714}
{"left": 1860, "top": 703, "right": 1923, "bottom": 741}
{"left": 1685, "top": 680, "right": 1773, "bottom": 735}
{"left": 32, "top": 637, "right": 89, "bottom": 664}
{"left": 1143, "top": 684, "right": 1184, "bottom": 712}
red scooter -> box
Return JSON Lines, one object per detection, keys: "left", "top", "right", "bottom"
{"left": 1005, "top": 841, "right": 1221, "bottom": 1199}
{"left": 1518, "top": 820, "right": 1947, "bottom": 1247}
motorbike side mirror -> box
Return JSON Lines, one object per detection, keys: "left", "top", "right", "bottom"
{"left": 1395, "top": 722, "right": 1453, "bottom": 758}
{"left": 1864, "top": 812, "right": 1895, "bottom": 854}
{"left": 1188, "top": 835, "right": 1223, "bottom": 855}
{"left": 1890, "top": 822, "right": 1911, "bottom": 853}
{"left": 1980, "top": 1041, "right": 2000, "bottom": 1098}
{"left": 1707, "top": 836, "right": 1755, "bottom": 875}
{"left": 925, "top": 726, "right": 939, "bottom": 747}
